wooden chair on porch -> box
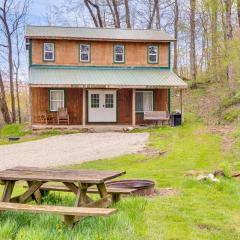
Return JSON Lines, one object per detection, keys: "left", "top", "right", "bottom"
{"left": 37, "top": 111, "right": 55, "bottom": 125}
{"left": 57, "top": 108, "right": 70, "bottom": 125}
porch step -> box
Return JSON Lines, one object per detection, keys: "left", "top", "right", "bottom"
{"left": 32, "top": 125, "right": 138, "bottom": 133}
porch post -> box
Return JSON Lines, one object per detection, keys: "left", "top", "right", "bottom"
{"left": 180, "top": 89, "right": 184, "bottom": 123}
{"left": 29, "top": 86, "right": 32, "bottom": 126}
{"left": 132, "top": 89, "right": 136, "bottom": 126}
{"left": 82, "top": 88, "right": 86, "bottom": 126}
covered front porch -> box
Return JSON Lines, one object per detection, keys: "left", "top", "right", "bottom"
{"left": 29, "top": 67, "right": 187, "bottom": 126}
{"left": 30, "top": 87, "right": 172, "bottom": 126}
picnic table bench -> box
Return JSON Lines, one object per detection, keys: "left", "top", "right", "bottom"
{"left": 0, "top": 166, "right": 126, "bottom": 228}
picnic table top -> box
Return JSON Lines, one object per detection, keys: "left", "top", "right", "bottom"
{"left": 0, "top": 166, "right": 125, "bottom": 184}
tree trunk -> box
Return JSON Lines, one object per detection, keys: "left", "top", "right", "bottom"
{"left": 148, "top": 0, "right": 158, "bottom": 29}
{"left": 237, "top": 0, "right": 240, "bottom": 28}
{"left": 106, "top": 0, "right": 117, "bottom": 27}
{"left": 7, "top": 31, "right": 16, "bottom": 122}
{"left": 173, "top": 0, "right": 179, "bottom": 73}
{"left": 84, "top": 0, "right": 103, "bottom": 27}
{"left": 112, "top": 0, "right": 120, "bottom": 28}
{"left": 124, "top": 0, "right": 131, "bottom": 28}
{"left": 156, "top": 0, "right": 160, "bottom": 29}
{"left": 15, "top": 67, "right": 21, "bottom": 123}
{"left": 210, "top": 1, "right": 218, "bottom": 82}
{"left": 224, "top": 0, "right": 234, "bottom": 91}
{"left": 225, "top": 0, "right": 233, "bottom": 40}
{"left": 190, "top": 0, "right": 197, "bottom": 85}
{"left": 0, "top": 70, "right": 11, "bottom": 124}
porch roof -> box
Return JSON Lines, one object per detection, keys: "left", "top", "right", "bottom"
{"left": 29, "top": 67, "right": 188, "bottom": 89}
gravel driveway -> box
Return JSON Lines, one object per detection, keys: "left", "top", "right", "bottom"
{"left": 0, "top": 132, "right": 149, "bottom": 170}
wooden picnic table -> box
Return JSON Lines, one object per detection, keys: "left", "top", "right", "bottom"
{"left": 0, "top": 166, "right": 126, "bottom": 227}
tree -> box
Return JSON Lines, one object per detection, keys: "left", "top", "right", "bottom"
{"left": 237, "top": 0, "right": 240, "bottom": 28}
{"left": 223, "top": 0, "right": 234, "bottom": 91}
{"left": 205, "top": 0, "right": 219, "bottom": 82}
{"left": 0, "top": 69, "right": 11, "bottom": 123}
{"left": 124, "top": 0, "right": 131, "bottom": 28}
{"left": 84, "top": 0, "right": 103, "bottom": 27}
{"left": 14, "top": 30, "right": 23, "bottom": 123}
{"left": 190, "top": 0, "right": 197, "bottom": 85}
{"left": 0, "top": 0, "right": 28, "bottom": 123}
{"left": 112, "top": 0, "right": 121, "bottom": 28}
{"left": 148, "top": 0, "right": 159, "bottom": 29}
{"left": 173, "top": 0, "right": 179, "bottom": 73}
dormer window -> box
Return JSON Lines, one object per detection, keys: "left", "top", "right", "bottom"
{"left": 80, "top": 44, "right": 91, "bottom": 62}
{"left": 113, "top": 44, "right": 125, "bottom": 63}
{"left": 148, "top": 45, "right": 158, "bottom": 64}
{"left": 43, "top": 43, "right": 55, "bottom": 61}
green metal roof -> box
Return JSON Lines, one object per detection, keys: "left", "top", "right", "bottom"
{"left": 26, "top": 26, "right": 175, "bottom": 42}
{"left": 29, "top": 67, "right": 187, "bottom": 89}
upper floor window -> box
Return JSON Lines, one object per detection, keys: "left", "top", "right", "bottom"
{"left": 44, "top": 43, "right": 55, "bottom": 61}
{"left": 148, "top": 45, "right": 158, "bottom": 64}
{"left": 113, "top": 44, "right": 125, "bottom": 63}
{"left": 80, "top": 44, "right": 91, "bottom": 62}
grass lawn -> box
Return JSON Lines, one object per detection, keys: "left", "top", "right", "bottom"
{"left": 0, "top": 124, "right": 82, "bottom": 145}
{"left": 0, "top": 114, "right": 240, "bottom": 240}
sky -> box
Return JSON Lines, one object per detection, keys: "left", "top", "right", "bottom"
{"left": 27, "top": 0, "right": 63, "bottom": 25}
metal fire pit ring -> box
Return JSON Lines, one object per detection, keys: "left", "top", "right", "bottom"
{"left": 106, "top": 179, "right": 155, "bottom": 196}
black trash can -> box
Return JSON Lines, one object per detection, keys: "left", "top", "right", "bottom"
{"left": 170, "top": 112, "right": 182, "bottom": 127}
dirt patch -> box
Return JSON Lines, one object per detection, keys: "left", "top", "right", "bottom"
{"left": 194, "top": 128, "right": 209, "bottom": 136}
{"left": 197, "top": 224, "right": 219, "bottom": 231}
{"left": 153, "top": 188, "right": 180, "bottom": 197}
{"left": 210, "top": 126, "right": 236, "bottom": 152}
{"left": 185, "top": 170, "right": 206, "bottom": 177}
{"left": 138, "top": 147, "right": 167, "bottom": 157}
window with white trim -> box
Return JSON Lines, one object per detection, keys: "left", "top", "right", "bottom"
{"left": 148, "top": 46, "right": 158, "bottom": 64}
{"left": 136, "top": 91, "right": 153, "bottom": 112}
{"left": 114, "top": 44, "right": 125, "bottom": 63}
{"left": 80, "top": 44, "right": 90, "bottom": 62}
{"left": 44, "top": 43, "right": 55, "bottom": 61}
{"left": 49, "top": 90, "right": 65, "bottom": 111}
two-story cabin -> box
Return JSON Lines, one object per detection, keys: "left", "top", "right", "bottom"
{"left": 26, "top": 26, "right": 187, "bottom": 126}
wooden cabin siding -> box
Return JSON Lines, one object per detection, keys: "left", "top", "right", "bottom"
{"left": 66, "top": 88, "right": 83, "bottom": 125}
{"left": 31, "top": 87, "right": 48, "bottom": 124}
{"left": 136, "top": 89, "right": 168, "bottom": 125}
{"left": 31, "top": 39, "right": 169, "bottom": 67}
{"left": 31, "top": 87, "right": 83, "bottom": 125}
{"left": 117, "top": 89, "right": 132, "bottom": 124}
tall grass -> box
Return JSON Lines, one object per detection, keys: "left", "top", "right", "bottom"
{"left": 0, "top": 124, "right": 30, "bottom": 138}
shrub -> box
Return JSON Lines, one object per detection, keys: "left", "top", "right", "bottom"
{"left": 223, "top": 110, "right": 240, "bottom": 122}
{"left": 222, "top": 92, "right": 240, "bottom": 108}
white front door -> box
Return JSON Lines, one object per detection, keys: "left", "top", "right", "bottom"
{"left": 88, "top": 90, "right": 117, "bottom": 122}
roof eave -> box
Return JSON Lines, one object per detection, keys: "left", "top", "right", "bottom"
{"left": 29, "top": 83, "right": 187, "bottom": 89}
{"left": 25, "top": 36, "right": 176, "bottom": 42}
